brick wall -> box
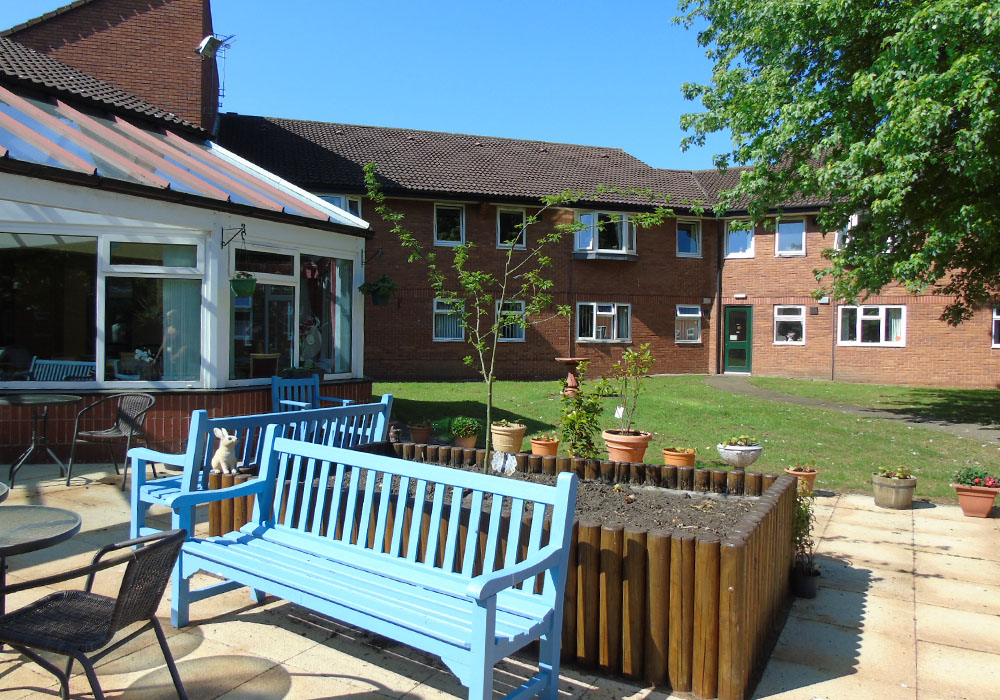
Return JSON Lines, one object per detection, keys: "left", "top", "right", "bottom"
{"left": 7, "top": 0, "right": 218, "bottom": 129}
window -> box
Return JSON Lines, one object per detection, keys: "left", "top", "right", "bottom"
{"left": 577, "top": 302, "right": 631, "bottom": 342}
{"left": 434, "top": 204, "right": 464, "bottom": 245}
{"left": 676, "top": 220, "right": 701, "bottom": 258}
{"left": 993, "top": 307, "right": 999, "bottom": 348}
{"left": 775, "top": 219, "right": 806, "bottom": 256}
{"left": 838, "top": 305, "right": 905, "bottom": 346}
{"left": 575, "top": 211, "right": 636, "bottom": 254}
{"left": 497, "top": 300, "right": 525, "bottom": 341}
{"left": 433, "top": 299, "right": 464, "bottom": 341}
{"left": 318, "top": 194, "right": 361, "bottom": 218}
{"left": 675, "top": 305, "right": 702, "bottom": 343}
{"left": 725, "top": 220, "right": 754, "bottom": 258}
{"left": 497, "top": 208, "right": 526, "bottom": 249}
{"left": 774, "top": 306, "right": 805, "bottom": 344}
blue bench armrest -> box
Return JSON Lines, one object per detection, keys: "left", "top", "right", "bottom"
{"left": 319, "top": 396, "right": 353, "bottom": 406}
{"left": 163, "top": 478, "right": 265, "bottom": 508}
{"left": 128, "top": 447, "right": 188, "bottom": 469}
{"left": 279, "top": 399, "right": 311, "bottom": 409}
{"left": 465, "top": 543, "right": 563, "bottom": 601}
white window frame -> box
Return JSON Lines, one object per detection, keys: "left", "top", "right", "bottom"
{"left": 576, "top": 302, "right": 631, "bottom": 342}
{"left": 834, "top": 213, "right": 859, "bottom": 250}
{"left": 433, "top": 298, "right": 465, "bottom": 341}
{"left": 775, "top": 218, "right": 807, "bottom": 257}
{"left": 574, "top": 211, "right": 637, "bottom": 255}
{"left": 837, "top": 305, "right": 906, "bottom": 347}
{"left": 496, "top": 207, "right": 526, "bottom": 249}
{"left": 318, "top": 194, "right": 362, "bottom": 218}
{"left": 434, "top": 203, "right": 465, "bottom": 246}
{"left": 993, "top": 307, "right": 1000, "bottom": 348}
{"left": 676, "top": 220, "right": 702, "bottom": 258}
{"left": 724, "top": 220, "right": 755, "bottom": 258}
{"left": 675, "top": 305, "right": 702, "bottom": 344}
{"left": 774, "top": 305, "right": 806, "bottom": 345}
{"left": 496, "top": 300, "right": 525, "bottom": 342}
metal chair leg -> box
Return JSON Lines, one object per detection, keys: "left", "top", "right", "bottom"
{"left": 151, "top": 617, "right": 188, "bottom": 699}
{"left": 76, "top": 652, "right": 106, "bottom": 700}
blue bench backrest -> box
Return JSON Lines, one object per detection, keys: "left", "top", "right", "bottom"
{"left": 253, "top": 429, "right": 576, "bottom": 607}
{"left": 179, "top": 394, "right": 392, "bottom": 493}
{"left": 28, "top": 358, "right": 95, "bottom": 381}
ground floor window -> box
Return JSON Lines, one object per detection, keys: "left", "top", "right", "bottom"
{"left": 497, "top": 300, "right": 525, "bottom": 341}
{"left": 577, "top": 302, "right": 630, "bottom": 342}
{"left": 774, "top": 306, "right": 805, "bottom": 344}
{"left": 433, "top": 299, "right": 464, "bottom": 341}
{"left": 838, "top": 305, "right": 905, "bottom": 346}
{"left": 994, "top": 307, "right": 1000, "bottom": 348}
{"left": 675, "top": 305, "right": 702, "bottom": 343}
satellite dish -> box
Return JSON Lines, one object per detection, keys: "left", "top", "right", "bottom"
{"left": 195, "top": 34, "right": 234, "bottom": 59}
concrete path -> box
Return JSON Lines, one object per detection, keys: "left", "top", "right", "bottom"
{"left": 2, "top": 465, "right": 999, "bottom": 699}
{"left": 703, "top": 374, "right": 1000, "bottom": 444}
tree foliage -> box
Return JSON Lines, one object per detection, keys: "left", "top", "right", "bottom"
{"left": 678, "top": 0, "right": 1000, "bottom": 322}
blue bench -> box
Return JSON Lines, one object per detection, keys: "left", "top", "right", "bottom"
{"left": 128, "top": 395, "right": 392, "bottom": 539}
{"left": 165, "top": 428, "right": 577, "bottom": 700}
{"left": 27, "top": 358, "right": 95, "bottom": 381}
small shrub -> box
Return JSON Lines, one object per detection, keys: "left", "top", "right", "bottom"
{"left": 723, "top": 434, "right": 759, "bottom": 447}
{"left": 877, "top": 466, "right": 913, "bottom": 479}
{"left": 450, "top": 416, "right": 483, "bottom": 438}
{"left": 792, "top": 489, "right": 817, "bottom": 573}
{"left": 559, "top": 361, "right": 604, "bottom": 459}
{"left": 954, "top": 466, "right": 999, "bottom": 488}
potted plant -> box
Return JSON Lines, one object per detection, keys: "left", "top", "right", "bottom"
{"left": 662, "top": 446, "right": 696, "bottom": 467}
{"left": 951, "top": 466, "right": 1000, "bottom": 518}
{"left": 491, "top": 418, "right": 526, "bottom": 454}
{"left": 229, "top": 270, "right": 257, "bottom": 298}
{"left": 716, "top": 434, "right": 763, "bottom": 468}
{"left": 791, "top": 488, "right": 820, "bottom": 598}
{"left": 530, "top": 434, "right": 560, "bottom": 456}
{"left": 559, "top": 361, "right": 603, "bottom": 458}
{"left": 601, "top": 343, "right": 654, "bottom": 462}
{"left": 785, "top": 461, "right": 819, "bottom": 492}
{"left": 872, "top": 466, "right": 917, "bottom": 509}
{"left": 407, "top": 418, "right": 432, "bottom": 444}
{"left": 450, "top": 416, "right": 482, "bottom": 449}
{"left": 357, "top": 274, "right": 398, "bottom": 307}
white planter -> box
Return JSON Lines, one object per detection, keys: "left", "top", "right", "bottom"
{"left": 716, "top": 443, "right": 763, "bottom": 468}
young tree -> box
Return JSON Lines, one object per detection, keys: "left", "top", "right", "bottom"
{"left": 677, "top": 0, "right": 1000, "bottom": 323}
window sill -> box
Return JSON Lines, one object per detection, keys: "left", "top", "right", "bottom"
{"left": 573, "top": 251, "right": 638, "bottom": 262}
{"left": 432, "top": 338, "right": 465, "bottom": 342}
{"left": 577, "top": 339, "right": 631, "bottom": 344}
{"left": 724, "top": 253, "right": 754, "bottom": 259}
{"left": 775, "top": 252, "right": 806, "bottom": 257}
{"left": 836, "top": 342, "right": 905, "bottom": 348}
{"left": 498, "top": 338, "right": 525, "bottom": 343}
{"left": 676, "top": 252, "right": 703, "bottom": 259}
{"left": 434, "top": 240, "right": 464, "bottom": 247}
{"left": 773, "top": 342, "right": 806, "bottom": 346}
{"left": 675, "top": 340, "right": 703, "bottom": 345}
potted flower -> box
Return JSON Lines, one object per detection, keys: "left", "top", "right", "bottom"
{"left": 785, "top": 461, "right": 819, "bottom": 492}
{"left": 407, "top": 418, "right": 432, "bottom": 444}
{"left": 357, "top": 274, "right": 398, "bottom": 307}
{"left": 601, "top": 343, "right": 654, "bottom": 462}
{"left": 450, "top": 416, "right": 483, "bottom": 449}
{"left": 716, "top": 434, "right": 762, "bottom": 468}
{"left": 530, "top": 434, "right": 560, "bottom": 456}
{"left": 662, "top": 446, "right": 696, "bottom": 467}
{"left": 559, "top": 361, "right": 603, "bottom": 459}
{"left": 951, "top": 466, "right": 1000, "bottom": 518}
{"left": 230, "top": 270, "right": 257, "bottom": 298}
{"left": 491, "top": 418, "right": 526, "bottom": 454}
{"left": 872, "top": 466, "right": 917, "bottom": 509}
{"left": 791, "top": 489, "right": 820, "bottom": 598}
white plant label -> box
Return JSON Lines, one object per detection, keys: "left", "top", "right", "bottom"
{"left": 614, "top": 405, "right": 624, "bottom": 419}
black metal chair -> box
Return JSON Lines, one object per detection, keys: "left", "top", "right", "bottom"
{"left": 0, "top": 529, "right": 188, "bottom": 700}
{"left": 66, "top": 393, "right": 156, "bottom": 489}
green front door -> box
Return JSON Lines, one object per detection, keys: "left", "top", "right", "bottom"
{"left": 724, "top": 306, "right": 753, "bottom": 372}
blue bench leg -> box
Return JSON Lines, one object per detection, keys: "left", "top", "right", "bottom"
{"left": 538, "top": 630, "right": 561, "bottom": 700}
{"left": 251, "top": 588, "right": 266, "bottom": 604}
{"left": 171, "top": 569, "right": 190, "bottom": 628}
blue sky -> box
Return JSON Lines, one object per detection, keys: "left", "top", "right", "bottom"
{"left": 0, "top": 0, "right": 731, "bottom": 170}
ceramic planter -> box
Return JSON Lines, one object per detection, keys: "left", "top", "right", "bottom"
{"left": 453, "top": 435, "right": 478, "bottom": 449}
{"left": 785, "top": 468, "right": 819, "bottom": 492}
{"left": 791, "top": 566, "right": 820, "bottom": 598}
{"left": 229, "top": 277, "right": 257, "bottom": 297}
{"left": 530, "top": 437, "right": 560, "bottom": 456}
{"left": 491, "top": 423, "right": 526, "bottom": 453}
{"left": 602, "top": 430, "right": 652, "bottom": 463}
{"left": 952, "top": 484, "right": 1000, "bottom": 518}
{"left": 408, "top": 425, "right": 432, "bottom": 443}
{"left": 716, "top": 444, "right": 762, "bottom": 469}
{"left": 662, "top": 448, "right": 695, "bottom": 467}
{"left": 872, "top": 474, "right": 917, "bottom": 509}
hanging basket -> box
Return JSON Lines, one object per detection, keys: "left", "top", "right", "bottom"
{"left": 371, "top": 289, "right": 392, "bottom": 306}
{"left": 230, "top": 277, "right": 257, "bottom": 298}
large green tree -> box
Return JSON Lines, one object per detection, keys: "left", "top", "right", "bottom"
{"left": 678, "top": 0, "right": 1000, "bottom": 322}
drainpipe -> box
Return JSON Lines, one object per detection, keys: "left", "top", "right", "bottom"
{"left": 715, "top": 215, "right": 724, "bottom": 374}
{"left": 830, "top": 302, "right": 836, "bottom": 381}
{"left": 568, "top": 245, "right": 575, "bottom": 357}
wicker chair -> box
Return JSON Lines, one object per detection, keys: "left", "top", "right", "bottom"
{"left": 66, "top": 393, "right": 156, "bottom": 489}
{"left": 0, "top": 529, "right": 188, "bottom": 700}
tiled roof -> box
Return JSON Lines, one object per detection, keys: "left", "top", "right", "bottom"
{"left": 217, "top": 115, "right": 713, "bottom": 210}
{"left": 692, "top": 166, "right": 829, "bottom": 211}
{"left": 0, "top": 35, "right": 201, "bottom": 132}
{"left": 0, "top": 0, "right": 100, "bottom": 36}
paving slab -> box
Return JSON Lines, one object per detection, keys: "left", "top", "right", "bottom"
{"left": 915, "top": 641, "right": 1000, "bottom": 700}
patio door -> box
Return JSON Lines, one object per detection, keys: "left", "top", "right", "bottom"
{"left": 724, "top": 306, "right": 753, "bottom": 372}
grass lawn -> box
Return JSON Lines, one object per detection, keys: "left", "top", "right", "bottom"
{"left": 375, "top": 375, "right": 1000, "bottom": 502}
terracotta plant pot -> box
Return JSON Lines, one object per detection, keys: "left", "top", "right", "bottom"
{"left": 785, "top": 467, "right": 818, "bottom": 492}
{"left": 602, "top": 430, "right": 652, "bottom": 463}
{"left": 491, "top": 423, "right": 526, "bottom": 454}
{"left": 872, "top": 474, "right": 917, "bottom": 509}
{"left": 952, "top": 484, "right": 999, "bottom": 518}
{"left": 530, "top": 437, "right": 560, "bottom": 456}
{"left": 716, "top": 444, "right": 762, "bottom": 468}
{"left": 662, "top": 447, "right": 695, "bottom": 467}
{"left": 408, "top": 425, "right": 432, "bottom": 443}
{"left": 791, "top": 566, "right": 820, "bottom": 598}
{"left": 453, "top": 435, "right": 478, "bottom": 449}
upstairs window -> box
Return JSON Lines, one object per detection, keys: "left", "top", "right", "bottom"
{"left": 838, "top": 305, "right": 905, "bottom": 346}
{"left": 725, "top": 220, "right": 754, "bottom": 258}
{"left": 575, "top": 211, "right": 636, "bottom": 255}
{"left": 497, "top": 208, "right": 526, "bottom": 249}
{"left": 318, "top": 194, "right": 361, "bottom": 218}
{"left": 774, "top": 306, "right": 805, "bottom": 344}
{"left": 433, "top": 299, "right": 464, "bottom": 341}
{"left": 993, "top": 307, "right": 999, "bottom": 348}
{"left": 675, "top": 305, "right": 702, "bottom": 343}
{"left": 577, "top": 302, "right": 631, "bottom": 342}
{"left": 434, "top": 204, "right": 464, "bottom": 246}
{"left": 676, "top": 220, "right": 702, "bottom": 258}
{"left": 497, "top": 300, "right": 525, "bottom": 341}
{"left": 776, "top": 219, "right": 806, "bottom": 256}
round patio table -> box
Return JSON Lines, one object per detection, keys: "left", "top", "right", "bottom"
{"left": 1, "top": 394, "right": 82, "bottom": 486}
